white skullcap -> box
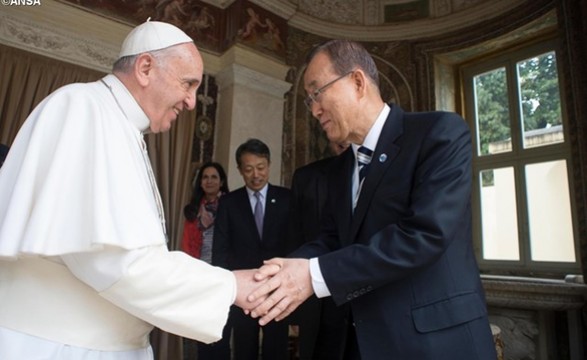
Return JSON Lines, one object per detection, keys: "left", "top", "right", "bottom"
{"left": 119, "top": 19, "right": 193, "bottom": 58}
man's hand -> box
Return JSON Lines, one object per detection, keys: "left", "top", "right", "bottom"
{"left": 233, "top": 269, "right": 268, "bottom": 311}
{"left": 247, "top": 258, "right": 314, "bottom": 325}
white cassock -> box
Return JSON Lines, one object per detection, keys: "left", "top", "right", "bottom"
{"left": 0, "top": 75, "right": 236, "bottom": 359}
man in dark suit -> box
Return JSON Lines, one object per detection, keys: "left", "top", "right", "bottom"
{"left": 213, "top": 138, "right": 291, "bottom": 360}
{"left": 248, "top": 40, "right": 497, "bottom": 360}
{"left": 0, "top": 144, "right": 8, "bottom": 168}
{"left": 287, "top": 140, "right": 349, "bottom": 360}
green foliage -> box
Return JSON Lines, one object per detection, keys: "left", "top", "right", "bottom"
{"left": 475, "top": 68, "right": 511, "bottom": 156}
{"left": 474, "top": 51, "right": 562, "bottom": 156}
{"left": 518, "top": 52, "right": 562, "bottom": 130}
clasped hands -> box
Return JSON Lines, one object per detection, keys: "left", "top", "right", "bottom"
{"left": 233, "top": 258, "right": 313, "bottom": 326}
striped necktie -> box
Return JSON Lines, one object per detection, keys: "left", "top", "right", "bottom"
{"left": 353, "top": 146, "right": 373, "bottom": 209}
{"left": 357, "top": 146, "right": 373, "bottom": 182}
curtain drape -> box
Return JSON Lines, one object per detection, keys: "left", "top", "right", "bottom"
{"left": 0, "top": 43, "right": 197, "bottom": 360}
{"left": 146, "top": 110, "right": 196, "bottom": 252}
{"left": 0, "top": 44, "right": 104, "bottom": 145}
{"left": 146, "top": 110, "right": 197, "bottom": 360}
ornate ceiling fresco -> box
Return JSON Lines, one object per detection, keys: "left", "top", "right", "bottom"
{"left": 60, "top": 0, "right": 522, "bottom": 60}
{"left": 61, "top": 0, "right": 289, "bottom": 58}
{"left": 65, "top": 0, "right": 493, "bottom": 26}
{"left": 262, "top": 0, "right": 480, "bottom": 24}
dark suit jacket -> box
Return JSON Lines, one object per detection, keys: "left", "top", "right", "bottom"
{"left": 289, "top": 157, "right": 349, "bottom": 360}
{"left": 213, "top": 184, "right": 291, "bottom": 270}
{"left": 288, "top": 156, "right": 335, "bottom": 253}
{"left": 213, "top": 184, "right": 291, "bottom": 359}
{"left": 290, "top": 104, "right": 497, "bottom": 360}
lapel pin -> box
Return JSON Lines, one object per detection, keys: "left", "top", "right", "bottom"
{"left": 271, "top": 198, "right": 276, "bottom": 203}
{"left": 379, "top": 153, "right": 387, "bottom": 163}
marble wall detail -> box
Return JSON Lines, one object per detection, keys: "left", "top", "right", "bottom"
{"left": 192, "top": 74, "right": 218, "bottom": 164}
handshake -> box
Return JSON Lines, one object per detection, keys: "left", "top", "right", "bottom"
{"left": 232, "top": 258, "right": 314, "bottom": 326}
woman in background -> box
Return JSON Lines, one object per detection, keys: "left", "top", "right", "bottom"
{"left": 182, "top": 161, "right": 230, "bottom": 360}
{"left": 182, "top": 161, "right": 229, "bottom": 264}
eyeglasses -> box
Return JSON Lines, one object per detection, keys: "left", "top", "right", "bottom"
{"left": 304, "top": 70, "right": 354, "bottom": 110}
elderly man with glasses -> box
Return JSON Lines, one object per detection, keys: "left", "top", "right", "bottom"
{"left": 248, "top": 39, "right": 497, "bottom": 360}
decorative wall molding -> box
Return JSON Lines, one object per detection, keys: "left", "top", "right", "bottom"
{"left": 0, "top": 12, "right": 118, "bottom": 73}
{"left": 285, "top": 0, "right": 524, "bottom": 41}
{"left": 0, "top": 1, "right": 237, "bottom": 76}
{"left": 483, "top": 274, "right": 586, "bottom": 360}
{"left": 296, "top": 0, "right": 362, "bottom": 25}
{"left": 432, "top": 0, "right": 452, "bottom": 17}
{"left": 251, "top": 0, "right": 298, "bottom": 20}
{"left": 482, "top": 275, "right": 587, "bottom": 311}
{"left": 364, "top": 0, "right": 380, "bottom": 26}
{"left": 216, "top": 63, "right": 291, "bottom": 98}
{"left": 212, "top": 43, "right": 290, "bottom": 80}
{"left": 201, "top": 0, "right": 238, "bottom": 9}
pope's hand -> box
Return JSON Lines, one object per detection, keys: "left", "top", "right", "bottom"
{"left": 233, "top": 269, "right": 268, "bottom": 311}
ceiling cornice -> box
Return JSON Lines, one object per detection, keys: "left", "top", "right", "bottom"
{"left": 253, "top": 0, "right": 526, "bottom": 41}
{"left": 250, "top": 0, "right": 298, "bottom": 20}
{"left": 200, "top": 0, "right": 238, "bottom": 10}
{"left": 0, "top": 3, "right": 122, "bottom": 72}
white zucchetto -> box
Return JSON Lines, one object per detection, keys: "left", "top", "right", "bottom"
{"left": 119, "top": 19, "right": 193, "bottom": 58}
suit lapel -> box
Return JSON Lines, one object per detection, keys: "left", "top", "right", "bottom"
{"left": 350, "top": 104, "right": 404, "bottom": 241}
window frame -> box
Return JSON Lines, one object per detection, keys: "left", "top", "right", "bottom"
{"left": 460, "top": 37, "right": 580, "bottom": 277}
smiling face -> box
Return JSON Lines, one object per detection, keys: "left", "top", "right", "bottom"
{"left": 200, "top": 166, "right": 222, "bottom": 198}
{"left": 304, "top": 51, "right": 385, "bottom": 144}
{"left": 238, "top": 152, "right": 270, "bottom": 192}
{"left": 143, "top": 43, "right": 203, "bottom": 133}
{"left": 303, "top": 52, "right": 359, "bottom": 144}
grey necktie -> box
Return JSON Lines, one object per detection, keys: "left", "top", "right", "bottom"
{"left": 254, "top": 191, "right": 263, "bottom": 239}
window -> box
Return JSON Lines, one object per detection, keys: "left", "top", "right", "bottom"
{"left": 462, "top": 39, "right": 579, "bottom": 276}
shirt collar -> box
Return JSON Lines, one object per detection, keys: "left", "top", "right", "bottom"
{"left": 101, "top": 74, "right": 151, "bottom": 133}
{"left": 246, "top": 184, "right": 268, "bottom": 199}
{"left": 352, "top": 103, "right": 390, "bottom": 155}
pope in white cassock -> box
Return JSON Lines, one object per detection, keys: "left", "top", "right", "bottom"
{"left": 0, "top": 20, "right": 261, "bottom": 359}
